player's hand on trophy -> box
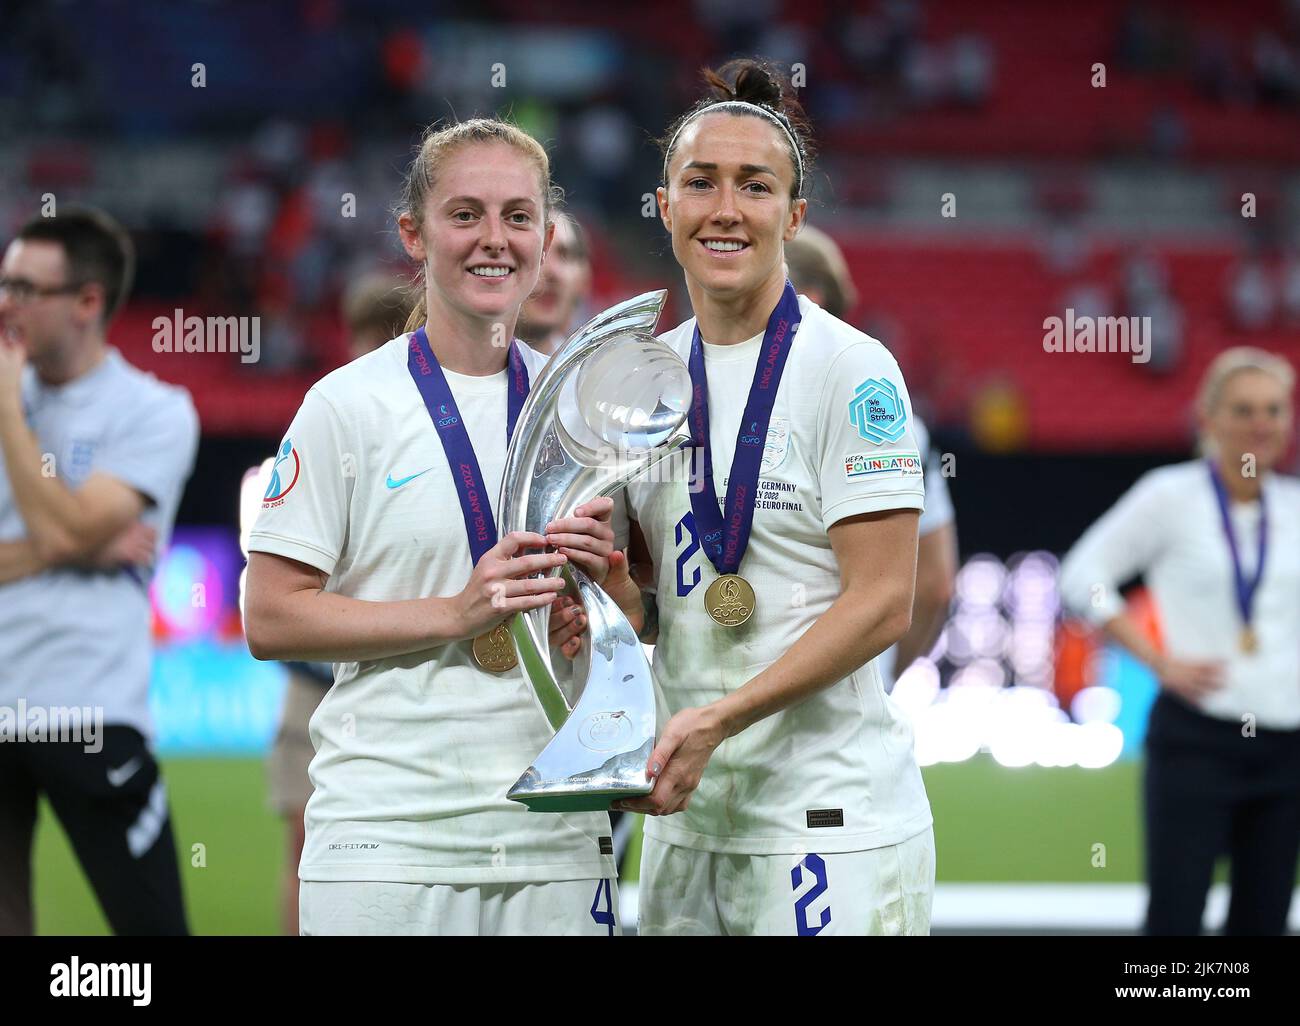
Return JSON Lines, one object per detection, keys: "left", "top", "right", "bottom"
{"left": 614, "top": 704, "right": 728, "bottom": 816}
{"left": 548, "top": 594, "right": 587, "bottom": 660}
{"left": 599, "top": 549, "right": 644, "bottom": 634}
{"left": 543, "top": 497, "right": 615, "bottom": 583}
{"left": 454, "top": 531, "right": 568, "bottom": 640}
{"left": 548, "top": 550, "right": 643, "bottom": 659}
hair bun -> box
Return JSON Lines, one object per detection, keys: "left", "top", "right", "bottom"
{"left": 662, "top": 56, "right": 816, "bottom": 198}
{"left": 705, "top": 58, "right": 784, "bottom": 108}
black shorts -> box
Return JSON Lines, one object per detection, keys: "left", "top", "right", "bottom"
{"left": 1143, "top": 692, "right": 1300, "bottom": 935}
{"left": 0, "top": 725, "right": 188, "bottom": 936}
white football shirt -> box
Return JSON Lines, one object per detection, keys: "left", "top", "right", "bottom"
{"left": 627, "top": 295, "right": 934, "bottom": 855}
{"left": 1059, "top": 460, "right": 1300, "bottom": 729}
{"left": 247, "top": 336, "right": 615, "bottom": 884}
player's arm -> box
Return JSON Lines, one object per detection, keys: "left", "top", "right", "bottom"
{"left": 245, "top": 551, "right": 456, "bottom": 662}
{"left": 245, "top": 532, "right": 569, "bottom": 663}
{"left": 722, "top": 509, "right": 918, "bottom": 728}
{"left": 891, "top": 520, "right": 957, "bottom": 675}
{"left": 621, "top": 508, "right": 918, "bottom": 816}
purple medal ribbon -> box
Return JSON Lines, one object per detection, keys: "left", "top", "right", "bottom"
{"left": 687, "top": 280, "right": 802, "bottom": 573}
{"left": 407, "top": 327, "right": 530, "bottom": 565}
{"left": 1206, "top": 460, "right": 1268, "bottom": 637}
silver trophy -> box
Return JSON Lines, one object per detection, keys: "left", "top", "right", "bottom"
{"left": 499, "top": 289, "right": 691, "bottom": 812}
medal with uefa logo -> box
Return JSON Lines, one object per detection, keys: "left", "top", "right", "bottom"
{"left": 407, "top": 327, "right": 531, "bottom": 671}
{"left": 471, "top": 623, "right": 518, "bottom": 672}
{"left": 687, "top": 281, "right": 801, "bottom": 628}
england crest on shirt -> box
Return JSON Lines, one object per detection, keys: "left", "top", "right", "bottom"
{"left": 761, "top": 417, "right": 790, "bottom": 473}
{"left": 64, "top": 439, "right": 98, "bottom": 485}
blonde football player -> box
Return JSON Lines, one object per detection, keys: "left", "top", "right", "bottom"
{"left": 244, "top": 118, "right": 619, "bottom": 935}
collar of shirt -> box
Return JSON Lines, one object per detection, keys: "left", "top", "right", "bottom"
{"left": 25, "top": 347, "right": 121, "bottom": 411}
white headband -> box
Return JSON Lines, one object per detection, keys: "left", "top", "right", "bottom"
{"left": 662, "top": 100, "right": 804, "bottom": 196}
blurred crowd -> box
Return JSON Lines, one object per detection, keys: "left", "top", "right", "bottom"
{"left": 0, "top": 0, "right": 1296, "bottom": 427}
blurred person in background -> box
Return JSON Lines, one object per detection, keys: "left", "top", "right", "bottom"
{"left": 517, "top": 212, "right": 592, "bottom": 358}
{"left": 785, "top": 225, "right": 957, "bottom": 691}
{"left": 341, "top": 274, "right": 417, "bottom": 362}
{"left": 1060, "top": 347, "right": 1300, "bottom": 935}
{"left": 1228, "top": 256, "right": 1276, "bottom": 332}
{"left": 240, "top": 273, "right": 413, "bottom": 935}
{"left": 0, "top": 208, "right": 199, "bottom": 935}
{"left": 1280, "top": 247, "right": 1300, "bottom": 328}
{"left": 1122, "top": 248, "right": 1184, "bottom": 373}
{"left": 243, "top": 119, "right": 620, "bottom": 936}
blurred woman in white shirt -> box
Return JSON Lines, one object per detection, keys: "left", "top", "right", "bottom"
{"left": 1060, "top": 347, "right": 1300, "bottom": 935}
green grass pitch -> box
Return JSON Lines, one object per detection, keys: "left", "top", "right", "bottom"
{"left": 34, "top": 755, "right": 1155, "bottom": 934}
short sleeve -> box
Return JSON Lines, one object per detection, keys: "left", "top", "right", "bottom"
{"left": 94, "top": 386, "right": 199, "bottom": 511}
{"left": 912, "top": 416, "right": 955, "bottom": 536}
{"left": 1058, "top": 470, "right": 1172, "bottom": 625}
{"left": 818, "top": 344, "right": 926, "bottom": 531}
{"left": 246, "top": 388, "right": 352, "bottom": 576}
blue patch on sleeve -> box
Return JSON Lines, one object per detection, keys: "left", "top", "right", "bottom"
{"left": 848, "top": 378, "right": 907, "bottom": 444}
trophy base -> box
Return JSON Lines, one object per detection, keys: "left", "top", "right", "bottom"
{"left": 507, "top": 738, "right": 655, "bottom": 813}
{"left": 509, "top": 787, "right": 652, "bottom": 814}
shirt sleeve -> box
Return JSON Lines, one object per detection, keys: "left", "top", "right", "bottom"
{"left": 94, "top": 385, "right": 199, "bottom": 511}
{"left": 1058, "top": 470, "right": 1171, "bottom": 625}
{"left": 817, "top": 343, "right": 926, "bottom": 531}
{"left": 246, "top": 388, "right": 352, "bottom": 576}
{"left": 912, "top": 415, "right": 955, "bottom": 536}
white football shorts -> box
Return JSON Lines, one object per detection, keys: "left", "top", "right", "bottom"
{"left": 638, "top": 827, "right": 935, "bottom": 936}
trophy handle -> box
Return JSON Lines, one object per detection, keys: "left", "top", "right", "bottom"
{"left": 510, "top": 430, "right": 691, "bottom": 728}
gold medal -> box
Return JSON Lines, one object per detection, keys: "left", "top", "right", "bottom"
{"left": 1240, "top": 626, "right": 1258, "bottom": 654}
{"left": 704, "top": 574, "right": 756, "bottom": 628}
{"left": 472, "top": 623, "right": 517, "bottom": 672}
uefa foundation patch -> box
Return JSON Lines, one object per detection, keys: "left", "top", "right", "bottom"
{"left": 844, "top": 451, "right": 923, "bottom": 481}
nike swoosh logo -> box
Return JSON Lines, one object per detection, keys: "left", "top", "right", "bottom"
{"left": 386, "top": 469, "right": 433, "bottom": 489}
{"left": 107, "top": 756, "right": 143, "bottom": 788}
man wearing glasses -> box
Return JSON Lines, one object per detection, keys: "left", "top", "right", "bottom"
{"left": 0, "top": 207, "right": 198, "bottom": 935}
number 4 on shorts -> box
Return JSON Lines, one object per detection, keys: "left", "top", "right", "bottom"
{"left": 590, "top": 879, "right": 615, "bottom": 935}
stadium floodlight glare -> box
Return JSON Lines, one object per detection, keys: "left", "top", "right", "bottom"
{"left": 497, "top": 289, "right": 692, "bottom": 812}
{"left": 1071, "top": 685, "right": 1123, "bottom": 725}
{"left": 1075, "top": 722, "right": 1125, "bottom": 768}
{"left": 955, "top": 553, "right": 1007, "bottom": 607}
